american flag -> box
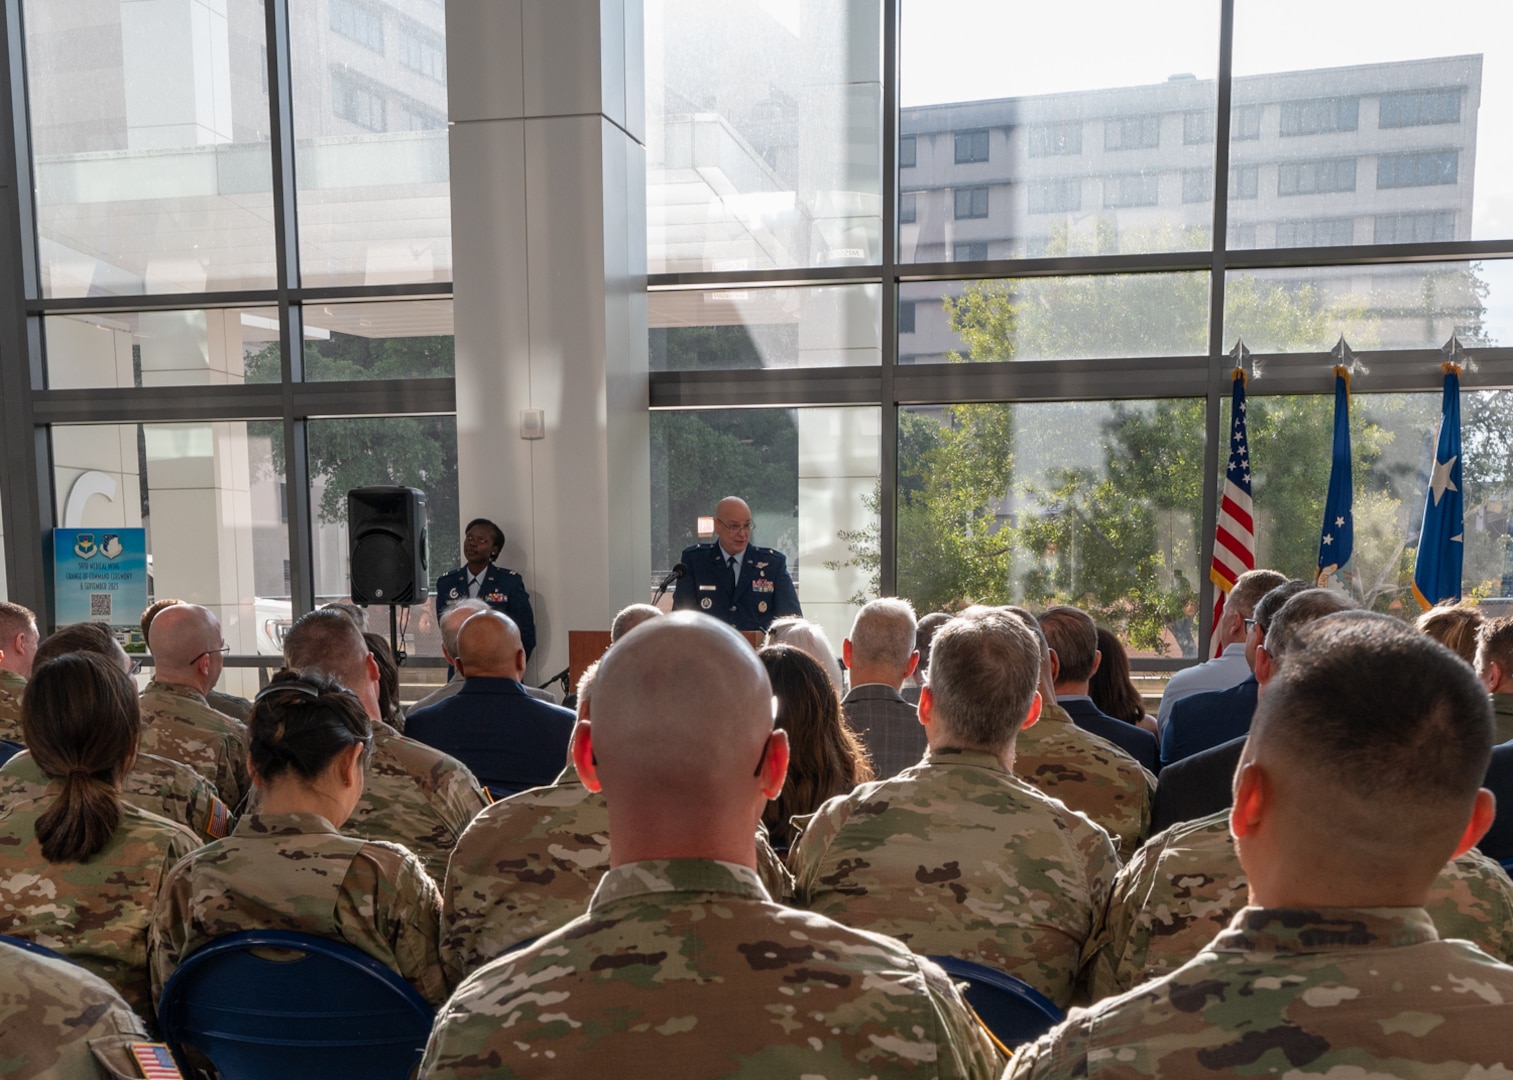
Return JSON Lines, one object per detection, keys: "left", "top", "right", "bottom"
{"left": 1209, "top": 366, "right": 1255, "bottom": 657}
{"left": 130, "top": 1043, "right": 184, "bottom": 1079}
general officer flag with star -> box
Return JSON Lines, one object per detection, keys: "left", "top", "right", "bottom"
{"left": 1413, "top": 361, "right": 1465, "bottom": 608}
{"left": 1316, "top": 365, "right": 1353, "bottom": 586}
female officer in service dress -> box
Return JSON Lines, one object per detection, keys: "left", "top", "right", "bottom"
{"left": 435, "top": 518, "right": 536, "bottom": 659}
{"left": 0, "top": 651, "right": 200, "bottom": 1019}
{"left": 148, "top": 671, "right": 448, "bottom": 1007}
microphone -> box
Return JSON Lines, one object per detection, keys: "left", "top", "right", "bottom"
{"left": 652, "top": 563, "right": 686, "bottom": 603}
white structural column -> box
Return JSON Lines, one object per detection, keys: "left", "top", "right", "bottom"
{"left": 447, "top": 0, "right": 649, "bottom": 683}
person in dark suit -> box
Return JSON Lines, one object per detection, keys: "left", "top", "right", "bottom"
{"left": 1477, "top": 741, "right": 1513, "bottom": 863}
{"left": 840, "top": 598, "right": 926, "bottom": 779}
{"left": 1039, "top": 606, "right": 1159, "bottom": 774}
{"left": 435, "top": 518, "right": 536, "bottom": 659}
{"left": 672, "top": 496, "right": 800, "bottom": 633}
{"left": 405, "top": 610, "right": 574, "bottom": 800}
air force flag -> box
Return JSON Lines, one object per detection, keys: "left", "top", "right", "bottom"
{"left": 1412, "top": 360, "right": 1464, "bottom": 609}
{"left": 1317, "top": 364, "right": 1353, "bottom": 587}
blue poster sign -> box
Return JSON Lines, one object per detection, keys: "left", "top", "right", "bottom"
{"left": 53, "top": 528, "right": 149, "bottom": 627}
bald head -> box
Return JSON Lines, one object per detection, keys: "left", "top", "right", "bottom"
{"left": 588, "top": 613, "right": 775, "bottom": 816}
{"left": 456, "top": 612, "right": 526, "bottom": 680}
{"left": 713, "top": 496, "right": 754, "bottom": 556}
{"left": 150, "top": 604, "right": 223, "bottom": 690}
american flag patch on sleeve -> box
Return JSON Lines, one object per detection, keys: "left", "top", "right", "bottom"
{"left": 129, "top": 1043, "right": 183, "bottom": 1079}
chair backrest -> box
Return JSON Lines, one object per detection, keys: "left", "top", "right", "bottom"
{"left": 157, "top": 931, "right": 434, "bottom": 1080}
{"left": 1501, "top": 857, "right": 1513, "bottom": 877}
{"left": 0, "top": 932, "right": 66, "bottom": 962}
{"left": 0, "top": 739, "right": 22, "bottom": 767}
{"left": 926, "top": 955, "right": 1064, "bottom": 1049}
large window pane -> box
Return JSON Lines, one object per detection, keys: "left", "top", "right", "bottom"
{"left": 898, "top": 400, "right": 1205, "bottom": 658}
{"left": 650, "top": 285, "right": 879, "bottom": 370}
{"left": 302, "top": 300, "right": 454, "bottom": 381}
{"left": 44, "top": 308, "right": 280, "bottom": 390}
{"left": 1232, "top": 1, "right": 1513, "bottom": 248}
{"left": 50, "top": 420, "right": 290, "bottom": 692}
{"left": 291, "top": 1, "right": 451, "bottom": 286}
{"left": 900, "top": 1, "right": 1220, "bottom": 262}
{"left": 900, "top": 272, "right": 1208, "bottom": 364}
{"left": 25, "top": 1, "right": 275, "bottom": 297}
{"left": 647, "top": 1, "right": 882, "bottom": 273}
{"left": 651, "top": 407, "right": 880, "bottom": 653}
{"left": 1224, "top": 260, "right": 1513, "bottom": 355}
{"left": 307, "top": 415, "right": 458, "bottom": 657}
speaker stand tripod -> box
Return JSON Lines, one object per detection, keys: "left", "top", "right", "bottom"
{"left": 386, "top": 605, "right": 407, "bottom": 666}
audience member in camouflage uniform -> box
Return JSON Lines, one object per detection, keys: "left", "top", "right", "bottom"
{"left": 141, "top": 597, "right": 254, "bottom": 722}
{"left": 790, "top": 607, "right": 1117, "bottom": 1009}
{"left": 149, "top": 671, "right": 447, "bottom": 1007}
{"left": 282, "top": 609, "right": 489, "bottom": 880}
{"left": 1088, "top": 808, "right": 1513, "bottom": 997}
{"left": 0, "top": 938, "right": 172, "bottom": 1080}
{"left": 1006, "top": 606, "right": 1153, "bottom": 859}
{"left": 136, "top": 604, "right": 250, "bottom": 808}
{"left": 422, "top": 614, "right": 1002, "bottom": 1079}
{"left": 0, "top": 601, "right": 37, "bottom": 747}
{"left": 1009, "top": 614, "right": 1513, "bottom": 1078}
{"left": 0, "top": 653, "right": 200, "bottom": 1018}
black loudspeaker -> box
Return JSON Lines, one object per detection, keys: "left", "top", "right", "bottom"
{"left": 348, "top": 487, "right": 428, "bottom": 605}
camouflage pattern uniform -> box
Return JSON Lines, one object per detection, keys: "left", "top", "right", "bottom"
{"left": 207, "top": 688, "right": 253, "bottom": 722}
{"left": 790, "top": 747, "right": 1118, "bottom": 1009}
{"left": 0, "top": 938, "right": 165, "bottom": 1080}
{"left": 138, "top": 679, "right": 250, "bottom": 811}
{"left": 1013, "top": 700, "right": 1155, "bottom": 860}
{"left": 441, "top": 767, "right": 794, "bottom": 984}
{"left": 0, "top": 750, "right": 230, "bottom": 844}
{"left": 0, "top": 787, "right": 200, "bottom": 1017}
{"left": 346, "top": 721, "right": 490, "bottom": 882}
{"left": 1008, "top": 906, "right": 1513, "bottom": 1078}
{"left": 0, "top": 668, "right": 24, "bottom": 746}
{"left": 421, "top": 858, "right": 1004, "bottom": 1080}
{"left": 149, "top": 810, "right": 448, "bottom": 1007}
{"left": 1087, "top": 809, "right": 1513, "bottom": 999}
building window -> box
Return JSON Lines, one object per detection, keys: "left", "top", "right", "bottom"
{"left": 1227, "top": 223, "right": 1257, "bottom": 249}
{"left": 953, "top": 242, "right": 988, "bottom": 262}
{"left": 1028, "top": 121, "right": 1081, "bottom": 157}
{"left": 391, "top": 96, "right": 447, "bottom": 131}
{"left": 954, "top": 186, "right": 989, "bottom": 219}
{"left": 330, "top": 0, "right": 385, "bottom": 53}
{"left": 331, "top": 70, "right": 386, "bottom": 131}
{"left": 954, "top": 129, "right": 989, "bottom": 164}
{"left": 1182, "top": 168, "right": 1210, "bottom": 203}
{"left": 1279, "top": 96, "right": 1359, "bottom": 137}
{"left": 1229, "top": 164, "right": 1258, "bottom": 200}
{"left": 898, "top": 300, "right": 916, "bottom": 334}
{"left": 1275, "top": 218, "right": 1355, "bottom": 247}
{"left": 398, "top": 24, "right": 447, "bottom": 83}
{"left": 1232, "top": 103, "right": 1262, "bottom": 141}
{"left": 899, "top": 135, "right": 916, "bottom": 168}
{"left": 1377, "top": 150, "right": 1458, "bottom": 189}
{"left": 1374, "top": 211, "right": 1455, "bottom": 244}
{"left": 1379, "top": 88, "right": 1461, "bottom": 129}
{"left": 1027, "top": 179, "right": 1081, "bottom": 214}
{"left": 1277, "top": 158, "right": 1356, "bottom": 196}
{"left": 1183, "top": 110, "right": 1214, "bottom": 145}
{"left": 899, "top": 192, "right": 917, "bottom": 224}
{"left": 1104, "top": 172, "right": 1159, "bottom": 208}
{"left": 1104, "top": 114, "right": 1160, "bottom": 151}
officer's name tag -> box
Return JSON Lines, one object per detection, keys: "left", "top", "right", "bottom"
{"left": 699, "top": 584, "right": 717, "bottom": 591}
{"left": 752, "top": 579, "right": 775, "bottom": 593}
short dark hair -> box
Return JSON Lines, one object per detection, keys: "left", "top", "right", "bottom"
{"left": 1039, "top": 605, "right": 1099, "bottom": 683}
{"left": 283, "top": 609, "right": 368, "bottom": 690}
{"left": 1252, "top": 612, "right": 1492, "bottom": 814}
{"left": 915, "top": 612, "right": 952, "bottom": 674}
{"left": 363, "top": 632, "right": 400, "bottom": 723}
{"left": 466, "top": 518, "right": 505, "bottom": 556}
{"left": 1250, "top": 579, "right": 1311, "bottom": 637}
{"left": 34, "top": 622, "right": 120, "bottom": 670}
{"left": 249, "top": 669, "right": 373, "bottom": 784}
{"left": 1475, "top": 616, "right": 1513, "bottom": 680}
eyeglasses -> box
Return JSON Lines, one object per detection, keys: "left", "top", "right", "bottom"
{"left": 1243, "top": 618, "right": 1258, "bottom": 632}
{"left": 718, "top": 519, "right": 754, "bottom": 534}
{"left": 192, "top": 643, "right": 231, "bottom": 665}
{"left": 127, "top": 658, "right": 142, "bottom": 676}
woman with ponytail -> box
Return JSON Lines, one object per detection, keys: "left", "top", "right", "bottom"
{"left": 0, "top": 650, "right": 201, "bottom": 1017}
{"left": 149, "top": 669, "right": 447, "bottom": 1007}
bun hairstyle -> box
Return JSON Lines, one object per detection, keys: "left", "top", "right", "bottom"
{"left": 250, "top": 669, "right": 374, "bottom": 784}
{"left": 23, "top": 651, "right": 140, "bottom": 863}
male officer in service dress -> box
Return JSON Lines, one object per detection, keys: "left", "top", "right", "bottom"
{"left": 436, "top": 518, "right": 536, "bottom": 659}
{"left": 671, "top": 496, "right": 800, "bottom": 632}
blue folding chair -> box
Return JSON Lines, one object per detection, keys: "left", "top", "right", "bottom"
{"left": 1501, "top": 857, "right": 1513, "bottom": 877}
{"left": 0, "top": 739, "right": 23, "bottom": 766}
{"left": 0, "top": 932, "right": 66, "bottom": 961}
{"left": 157, "top": 931, "right": 435, "bottom": 1080}
{"left": 927, "top": 955, "right": 1064, "bottom": 1049}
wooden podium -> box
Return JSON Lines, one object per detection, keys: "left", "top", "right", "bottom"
{"left": 567, "top": 628, "right": 763, "bottom": 693}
